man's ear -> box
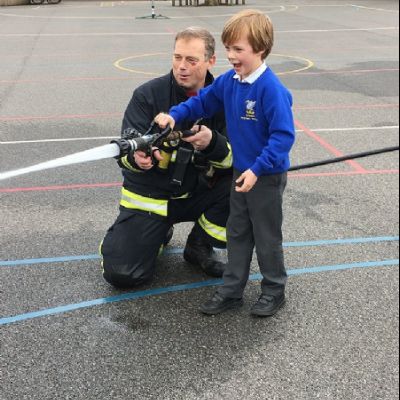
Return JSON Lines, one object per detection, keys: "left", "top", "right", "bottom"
{"left": 208, "top": 55, "right": 217, "bottom": 68}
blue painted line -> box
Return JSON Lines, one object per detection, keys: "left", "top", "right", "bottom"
{"left": 0, "top": 236, "right": 398, "bottom": 268}
{"left": 283, "top": 236, "right": 399, "bottom": 248}
{"left": 0, "top": 254, "right": 100, "bottom": 267}
{"left": 0, "top": 258, "right": 398, "bottom": 326}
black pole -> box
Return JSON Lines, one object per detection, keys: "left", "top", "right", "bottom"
{"left": 136, "top": 0, "right": 169, "bottom": 19}
{"left": 289, "top": 146, "right": 399, "bottom": 172}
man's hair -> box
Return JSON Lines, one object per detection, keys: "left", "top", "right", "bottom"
{"left": 175, "top": 27, "right": 216, "bottom": 61}
{"left": 222, "top": 10, "right": 274, "bottom": 60}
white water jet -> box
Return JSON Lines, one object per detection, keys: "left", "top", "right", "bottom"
{"left": 0, "top": 143, "right": 120, "bottom": 182}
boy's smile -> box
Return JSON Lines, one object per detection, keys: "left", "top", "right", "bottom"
{"left": 225, "top": 36, "right": 265, "bottom": 80}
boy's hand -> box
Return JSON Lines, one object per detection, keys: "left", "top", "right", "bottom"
{"left": 155, "top": 113, "right": 175, "bottom": 130}
{"left": 235, "top": 169, "right": 258, "bottom": 193}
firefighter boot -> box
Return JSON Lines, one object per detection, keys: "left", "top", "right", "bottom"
{"left": 184, "top": 234, "right": 225, "bottom": 278}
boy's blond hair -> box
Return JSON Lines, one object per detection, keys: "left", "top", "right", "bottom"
{"left": 222, "top": 10, "right": 274, "bottom": 60}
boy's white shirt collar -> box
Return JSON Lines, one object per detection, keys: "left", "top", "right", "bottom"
{"left": 233, "top": 63, "right": 268, "bottom": 84}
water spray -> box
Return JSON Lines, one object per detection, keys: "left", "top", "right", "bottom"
{"left": 0, "top": 143, "right": 121, "bottom": 181}
{"left": 0, "top": 126, "right": 176, "bottom": 182}
{"left": 0, "top": 126, "right": 202, "bottom": 182}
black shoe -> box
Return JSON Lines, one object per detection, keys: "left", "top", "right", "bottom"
{"left": 200, "top": 293, "right": 243, "bottom": 315}
{"left": 184, "top": 237, "right": 225, "bottom": 278}
{"left": 250, "top": 294, "right": 286, "bottom": 317}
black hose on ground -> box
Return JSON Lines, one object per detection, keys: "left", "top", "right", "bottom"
{"left": 289, "top": 146, "right": 399, "bottom": 172}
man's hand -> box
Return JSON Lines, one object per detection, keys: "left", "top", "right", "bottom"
{"left": 235, "top": 169, "right": 258, "bottom": 193}
{"left": 155, "top": 113, "right": 175, "bottom": 130}
{"left": 182, "top": 125, "right": 213, "bottom": 151}
{"left": 134, "top": 148, "right": 163, "bottom": 171}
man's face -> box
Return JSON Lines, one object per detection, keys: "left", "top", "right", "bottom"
{"left": 173, "top": 38, "right": 216, "bottom": 93}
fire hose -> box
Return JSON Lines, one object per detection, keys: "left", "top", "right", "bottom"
{"left": 289, "top": 146, "right": 399, "bottom": 171}
{"left": 0, "top": 123, "right": 398, "bottom": 182}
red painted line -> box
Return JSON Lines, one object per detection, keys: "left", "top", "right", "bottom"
{"left": 0, "top": 182, "right": 122, "bottom": 193}
{"left": 294, "top": 68, "right": 399, "bottom": 76}
{"left": 295, "top": 120, "right": 367, "bottom": 172}
{"left": 294, "top": 103, "right": 399, "bottom": 111}
{"left": 0, "top": 76, "right": 142, "bottom": 85}
{"left": 0, "top": 112, "right": 122, "bottom": 122}
{"left": 289, "top": 169, "right": 399, "bottom": 178}
{"left": 1, "top": 170, "right": 398, "bottom": 194}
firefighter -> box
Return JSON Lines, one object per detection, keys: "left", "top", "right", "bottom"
{"left": 101, "top": 27, "right": 233, "bottom": 288}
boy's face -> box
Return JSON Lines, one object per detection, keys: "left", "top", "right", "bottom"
{"left": 173, "top": 38, "right": 216, "bottom": 93}
{"left": 225, "top": 35, "right": 264, "bottom": 79}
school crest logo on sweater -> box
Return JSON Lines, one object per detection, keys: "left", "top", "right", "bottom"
{"left": 242, "top": 100, "right": 258, "bottom": 121}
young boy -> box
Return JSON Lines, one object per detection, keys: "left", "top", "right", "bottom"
{"left": 155, "top": 10, "right": 295, "bottom": 317}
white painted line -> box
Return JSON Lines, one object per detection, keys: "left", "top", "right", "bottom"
{"left": 1, "top": 127, "right": 398, "bottom": 145}
{"left": 278, "top": 27, "right": 399, "bottom": 34}
{"left": 300, "top": 126, "right": 400, "bottom": 133}
{"left": 0, "top": 137, "right": 118, "bottom": 145}
{"left": 349, "top": 4, "right": 399, "bottom": 13}
{"left": 0, "top": 27, "right": 398, "bottom": 38}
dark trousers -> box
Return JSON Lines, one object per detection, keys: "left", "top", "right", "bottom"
{"left": 218, "top": 170, "right": 288, "bottom": 298}
{"left": 101, "top": 176, "right": 231, "bottom": 288}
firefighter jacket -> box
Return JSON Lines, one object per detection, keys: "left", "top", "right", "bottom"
{"left": 118, "top": 71, "right": 233, "bottom": 206}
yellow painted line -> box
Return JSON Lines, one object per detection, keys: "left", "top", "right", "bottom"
{"left": 274, "top": 54, "right": 314, "bottom": 76}
{"left": 113, "top": 53, "right": 314, "bottom": 77}
{"left": 113, "top": 52, "right": 168, "bottom": 76}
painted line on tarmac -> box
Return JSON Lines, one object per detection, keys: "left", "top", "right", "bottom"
{"left": 113, "top": 53, "right": 314, "bottom": 77}
{"left": 0, "top": 112, "right": 122, "bottom": 122}
{"left": 0, "top": 68, "right": 397, "bottom": 86}
{"left": 349, "top": 4, "right": 399, "bottom": 13}
{"left": 295, "top": 120, "right": 366, "bottom": 172}
{"left": 1, "top": 126, "right": 398, "bottom": 145}
{"left": 1, "top": 169, "right": 399, "bottom": 194}
{"left": 0, "top": 259, "right": 398, "bottom": 326}
{"left": 288, "top": 169, "right": 400, "bottom": 178}
{"left": 0, "top": 136, "right": 118, "bottom": 144}
{"left": 0, "top": 27, "right": 398, "bottom": 37}
{"left": 1, "top": 103, "right": 397, "bottom": 123}
{"left": 294, "top": 103, "right": 400, "bottom": 111}
{"left": 0, "top": 236, "right": 398, "bottom": 268}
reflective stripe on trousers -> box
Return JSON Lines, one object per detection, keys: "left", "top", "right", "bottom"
{"left": 198, "top": 213, "right": 227, "bottom": 243}
{"left": 120, "top": 188, "right": 168, "bottom": 217}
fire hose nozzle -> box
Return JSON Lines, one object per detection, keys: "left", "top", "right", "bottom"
{"left": 111, "top": 136, "right": 154, "bottom": 159}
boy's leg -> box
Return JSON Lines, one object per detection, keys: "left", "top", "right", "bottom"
{"left": 217, "top": 171, "right": 255, "bottom": 299}
{"left": 247, "top": 173, "right": 288, "bottom": 296}
{"left": 101, "top": 209, "right": 171, "bottom": 288}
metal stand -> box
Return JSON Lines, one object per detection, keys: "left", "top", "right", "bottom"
{"left": 136, "top": 0, "right": 169, "bottom": 19}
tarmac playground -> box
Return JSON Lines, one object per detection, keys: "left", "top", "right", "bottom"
{"left": 0, "top": 1, "right": 399, "bottom": 399}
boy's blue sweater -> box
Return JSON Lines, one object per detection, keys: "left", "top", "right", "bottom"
{"left": 170, "top": 68, "right": 295, "bottom": 176}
